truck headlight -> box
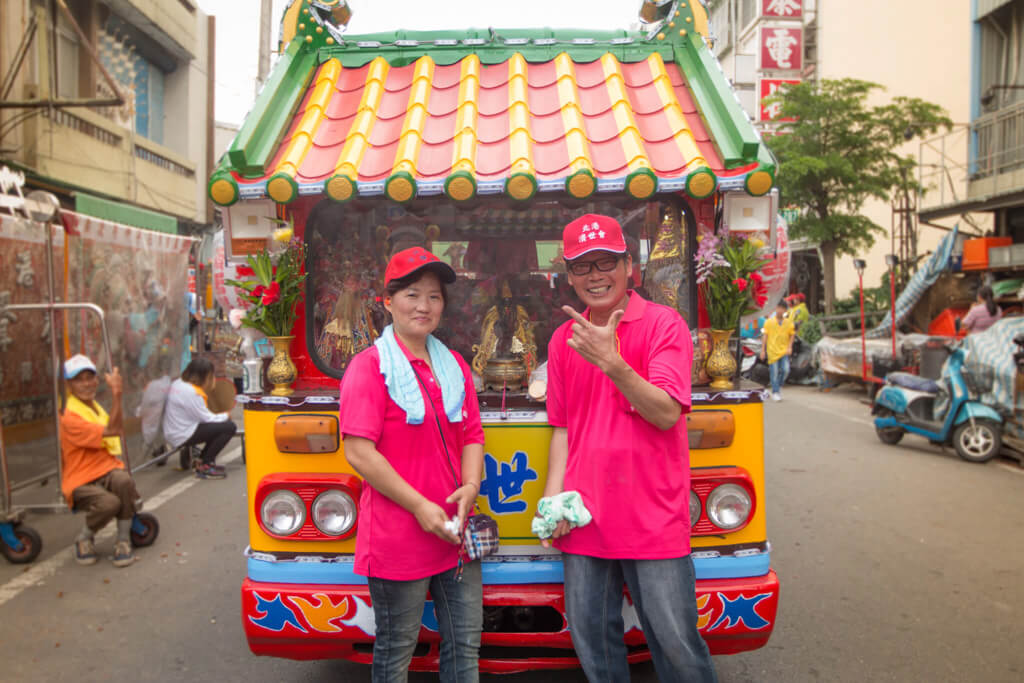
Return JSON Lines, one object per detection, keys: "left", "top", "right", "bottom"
{"left": 689, "top": 490, "right": 701, "bottom": 528}
{"left": 261, "top": 490, "right": 305, "bottom": 536}
{"left": 311, "top": 489, "right": 357, "bottom": 537}
{"left": 706, "top": 484, "right": 751, "bottom": 530}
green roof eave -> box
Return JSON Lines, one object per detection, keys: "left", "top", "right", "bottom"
{"left": 672, "top": 33, "right": 761, "bottom": 169}
{"left": 757, "top": 141, "right": 777, "bottom": 175}
{"left": 316, "top": 27, "right": 669, "bottom": 67}
{"left": 227, "top": 40, "right": 318, "bottom": 177}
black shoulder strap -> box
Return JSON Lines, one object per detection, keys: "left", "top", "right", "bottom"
{"left": 413, "top": 369, "right": 462, "bottom": 490}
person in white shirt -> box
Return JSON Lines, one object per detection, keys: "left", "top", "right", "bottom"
{"left": 162, "top": 357, "right": 236, "bottom": 479}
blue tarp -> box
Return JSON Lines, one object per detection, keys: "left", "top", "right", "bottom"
{"left": 866, "top": 227, "right": 959, "bottom": 339}
{"left": 961, "top": 317, "right": 1024, "bottom": 439}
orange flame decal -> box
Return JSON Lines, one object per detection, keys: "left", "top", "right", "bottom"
{"left": 696, "top": 593, "right": 712, "bottom": 630}
{"left": 290, "top": 593, "right": 350, "bottom": 633}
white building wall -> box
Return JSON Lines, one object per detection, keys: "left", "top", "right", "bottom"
{"left": 817, "top": 0, "right": 974, "bottom": 295}
{"left": 710, "top": 0, "right": 978, "bottom": 300}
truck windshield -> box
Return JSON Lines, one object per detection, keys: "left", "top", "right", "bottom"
{"left": 305, "top": 197, "right": 694, "bottom": 391}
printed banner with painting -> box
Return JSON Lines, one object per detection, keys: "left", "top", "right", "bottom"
{"left": 0, "top": 211, "right": 194, "bottom": 488}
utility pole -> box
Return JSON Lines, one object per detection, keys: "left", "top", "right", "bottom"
{"left": 256, "top": 0, "right": 273, "bottom": 97}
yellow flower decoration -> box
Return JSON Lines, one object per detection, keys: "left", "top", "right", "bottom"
{"left": 273, "top": 227, "right": 294, "bottom": 243}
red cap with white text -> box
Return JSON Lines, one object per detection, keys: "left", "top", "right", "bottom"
{"left": 562, "top": 214, "right": 627, "bottom": 261}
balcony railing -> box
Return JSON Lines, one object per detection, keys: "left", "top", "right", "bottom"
{"left": 918, "top": 102, "right": 1024, "bottom": 216}
{"left": 918, "top": 125, "right": 970, "bottom": 214}
{"left": 971, "top": 100, "right": 1024, "bottom": 180}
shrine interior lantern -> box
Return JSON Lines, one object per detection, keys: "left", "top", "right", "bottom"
{"left": 222, "top": 199, "right": 281, "bottom": 262}
{"left": 722, "top": 190, "right": 778, "bottom": 251}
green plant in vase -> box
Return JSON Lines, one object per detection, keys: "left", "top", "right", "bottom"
{"left": 226, "top": 227, "right": 307, "bottom": 394}
{"left": 695, "top": 229, "right": 770, "bottom": 389}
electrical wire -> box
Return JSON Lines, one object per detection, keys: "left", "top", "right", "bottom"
{"left": 0, "top": 110, "right": 41, "bottom": 139}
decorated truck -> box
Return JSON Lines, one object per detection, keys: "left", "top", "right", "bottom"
{"left": 209, "top": 0, "right": 783, "bottom": 672}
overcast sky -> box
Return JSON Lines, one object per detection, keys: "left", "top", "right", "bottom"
{"left": 196, "top": 0, "right": 645, "bottom": 125}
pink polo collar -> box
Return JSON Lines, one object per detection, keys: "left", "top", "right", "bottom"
{"left": 582, "top": 291, "right": 647, "bottom": 324}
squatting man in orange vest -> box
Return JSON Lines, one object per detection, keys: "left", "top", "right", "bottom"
{"left": 59, "top": 354, "right": 139, "bottom": 568}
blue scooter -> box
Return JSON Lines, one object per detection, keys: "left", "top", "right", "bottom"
{"left": 872, "top": 343, "right": 1004, "bottom": 463}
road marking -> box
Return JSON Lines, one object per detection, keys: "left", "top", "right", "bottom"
{"left": 0, "top": 446, "right": 242, "bottom": 608}
{"left": 785, "top": 393, "right": 874, "bottom": 427}
{"left": 997, "top": 462, "right": 1024, "bottom": 476}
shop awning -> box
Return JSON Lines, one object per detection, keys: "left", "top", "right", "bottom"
{"left": 210, "top": 10, "right": 775, "bottom": 207}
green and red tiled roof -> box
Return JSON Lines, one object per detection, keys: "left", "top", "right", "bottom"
{"left": 209, "top": 2, "right": 775, "bottom": 207}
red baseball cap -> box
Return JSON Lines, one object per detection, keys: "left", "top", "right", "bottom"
{"left": 384, "top": 246, "right": 456, "bottom": 286}
{"left": 562, "top": 213, "right": 627, "bottom": 261}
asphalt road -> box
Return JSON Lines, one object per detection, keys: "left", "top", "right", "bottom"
{"left": 2, "top": 384, "right": 1023, "bottom": 682}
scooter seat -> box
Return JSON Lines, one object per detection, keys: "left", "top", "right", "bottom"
{"left": 886, "top": 372, "right": 940, "bottom": 394}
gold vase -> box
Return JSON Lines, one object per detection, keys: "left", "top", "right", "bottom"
{"left": 266, "top": 335, "right": 297, "bottom": 396}
{"left": 705, "top": 328, "right": 737, "bottom": 390}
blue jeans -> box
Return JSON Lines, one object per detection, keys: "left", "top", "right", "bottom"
{"left": 769, "top": 354, "right": 791, "bottom": 394}
{"left": 562, "top": 553, "right": 717, "bottom": 683}
{"left": 367, "top": 562, "right": 482, "bottom": 683}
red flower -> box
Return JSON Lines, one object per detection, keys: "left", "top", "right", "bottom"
{"left": 260, "top": 281, "right": 281, "bottom": 305}
{"left": 235, "top": 265, "right": 255, "bottom": 277}
{"left": 756, "top": 294, "right": 768, "bottom": 307}
{"left": 749, "top": 271, "right": 763, "bottom": 283}
{"left": 733, "top": 278, "right": 749, "bottom": 292}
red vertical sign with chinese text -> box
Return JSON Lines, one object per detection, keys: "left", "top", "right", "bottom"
{"left": 760, "top": 26, "right": 803, "bottom": 71}
{"left": 762, "top": 0, "right": 803, "bottom": 19}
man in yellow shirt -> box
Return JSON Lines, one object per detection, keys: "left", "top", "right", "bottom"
{"left": 760, "top": 301, "right": 796, "bottom": 401}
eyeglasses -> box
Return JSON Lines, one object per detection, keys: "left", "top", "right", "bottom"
{"left": 567, "top": 255, "right": 622, "bottom": 276}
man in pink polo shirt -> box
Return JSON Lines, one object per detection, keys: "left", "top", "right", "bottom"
{"left": 542, "top": 213, "right": 717, "bottom": 682}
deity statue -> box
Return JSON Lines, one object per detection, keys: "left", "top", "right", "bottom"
{"left": 316, "top": 273, "right": 378, "bottom": 370}
{"left": 645, "top": 205, "right": 689, "bottom": 317}
{"left": 472, "top": 280, "right": 537, "bottom": 391}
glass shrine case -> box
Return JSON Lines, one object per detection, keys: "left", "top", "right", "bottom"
{"left": 304, "top": 197, "right": 696, "bottom": 404}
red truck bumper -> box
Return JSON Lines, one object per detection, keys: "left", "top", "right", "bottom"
{"left": 242, "top": 571, "right": 779, "bottom": 673}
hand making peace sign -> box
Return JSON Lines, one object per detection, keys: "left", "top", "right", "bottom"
{"left": 562, "top": 305, "right": 625, "bottom": 373}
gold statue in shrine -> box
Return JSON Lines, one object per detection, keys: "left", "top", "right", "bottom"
{"left": 472, "top": 281, "right": 537, "bottom": 390}
{"left": 316, "top": 277, "right": 379, "bottom": 370}
{"left": 645, "top": 205, "right": 688, "bottom": 317}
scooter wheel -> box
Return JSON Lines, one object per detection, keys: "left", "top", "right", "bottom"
{"left": 1, "top": 525, "right": 43, "bottom": 564}
{"left": 874, "top": 409, "right": 904, "bottom": 445}
{"left": 130, "top": 512, "right": 160, "bottom": 548}
{"left": 953, "top": 419, "right": 1002, "bottom": 463}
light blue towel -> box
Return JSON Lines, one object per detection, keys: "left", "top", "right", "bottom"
{"left": 375, "top": 325, "right": 465, "bottom": 425}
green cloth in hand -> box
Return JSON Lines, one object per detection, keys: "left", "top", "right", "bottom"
{"left": 532, "top": 491, "right": 593, "bottom": 539}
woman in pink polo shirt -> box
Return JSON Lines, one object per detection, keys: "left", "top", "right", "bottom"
{"left": 339, "top": 247, "right": 485, "bottom": 683}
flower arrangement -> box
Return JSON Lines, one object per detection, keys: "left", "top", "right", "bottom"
{"left": 695, "top": 228, "right": 771, "bottom": 331}
{"left": 226, "top": 226, "right": 308, "bottom": 338}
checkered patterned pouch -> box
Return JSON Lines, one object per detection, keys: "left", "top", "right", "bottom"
{"left": 463, "top": 512, "right": 500, "bottom": 560}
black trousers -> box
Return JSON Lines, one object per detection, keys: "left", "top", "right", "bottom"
{"left": 181, "top": 421, "right": 238, "bottom": 465}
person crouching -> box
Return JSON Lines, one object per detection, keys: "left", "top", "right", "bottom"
{"left": 163, "top": 357, "right": 237, "bottom": 479}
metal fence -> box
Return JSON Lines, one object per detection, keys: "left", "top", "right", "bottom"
{"left": 918, "top": 125, "right": 971, "bottom": 214}
{"left": 972, "top": 100, "right": 1024, "bottom": 180}
{"left": 817, "top": 310, "right": 890, "bottom": 338}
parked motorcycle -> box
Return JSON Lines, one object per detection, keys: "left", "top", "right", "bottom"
{"left": 872, "top": 342, "right": 1004, "bottom": 463}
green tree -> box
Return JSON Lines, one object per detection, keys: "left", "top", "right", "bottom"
{"left": 765, "top": 79, "right": 951, "bottom": 313}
